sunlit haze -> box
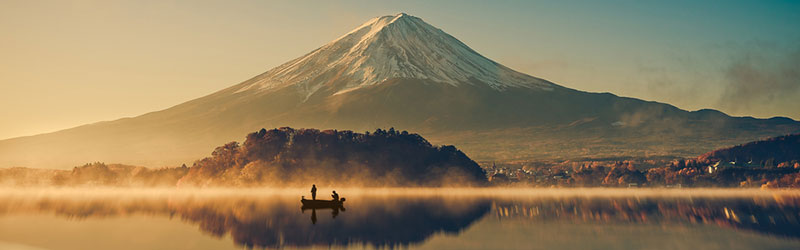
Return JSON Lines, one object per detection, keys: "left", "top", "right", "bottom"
{"left": 1, "top": 2, "right": 800, "bottom": 248}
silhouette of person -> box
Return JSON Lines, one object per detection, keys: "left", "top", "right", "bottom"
{"left": 311, "top": 184, "right": 317, "bottom": 200}
{"left": 331, "top": 190, "right": 339, "bottom": 201}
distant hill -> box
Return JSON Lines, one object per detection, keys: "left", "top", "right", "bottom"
{"left": 698, "top": 134, "right": 800, "bottom": 166}
{"left": 177, "top": 127, "right": 488, "bottom": 187}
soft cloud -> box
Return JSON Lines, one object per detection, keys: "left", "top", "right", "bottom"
{"left": 632, "top": 42, "right": 799, "bottom": 120}
{"left": 718, "top": 46, "right": 800, "bottom": 118}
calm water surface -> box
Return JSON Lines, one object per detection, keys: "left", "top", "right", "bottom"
{"left": 0, "top": 188, "right": 799, "bottom": 250}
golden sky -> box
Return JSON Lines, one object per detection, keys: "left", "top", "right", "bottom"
{"left": 1, "top": 0, "right": 798, "bottom": 140}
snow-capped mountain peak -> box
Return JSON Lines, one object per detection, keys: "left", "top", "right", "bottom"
{"left": 236, "top": 13, "right": 554, "bottom": 98}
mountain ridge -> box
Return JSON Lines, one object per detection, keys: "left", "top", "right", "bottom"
{"left": 231, "top": 13, "right": 555, "bottom": 100}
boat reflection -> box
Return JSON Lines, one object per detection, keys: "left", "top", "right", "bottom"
{"left": 302, "top": 205, "right": 346, "bottom": 224}
{"left": 300, "top": 196, "right": 347, "bottom": 224}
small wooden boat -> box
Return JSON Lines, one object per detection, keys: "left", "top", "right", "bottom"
{"left": 301, "top": 196, "right": 346, "bottom": 209}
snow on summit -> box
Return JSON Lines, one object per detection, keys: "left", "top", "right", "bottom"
{"left": 236, "top": 13, "right": 554, "bottom": 98}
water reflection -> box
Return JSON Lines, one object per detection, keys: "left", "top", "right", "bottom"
{"left": 0, "top": 191, "right": 491, "bottom": 249}
{"left": 180, "top": 198, "right": 489, "bottom": 248}
{"left": 491, "top": 196, "right": 800, "bottom": 239}
{"left": 0, "top": 190, "right": 798, "bottom": 249}
{"left": 302, "top": 206, "right": 345, "bottom": 224}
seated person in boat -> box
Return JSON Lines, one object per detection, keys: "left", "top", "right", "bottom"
{"left": 331, "top": 190, "right": 340, "bottom": 201}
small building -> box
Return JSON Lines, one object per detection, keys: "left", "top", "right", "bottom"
{"left": 489, "top": 173, "right": 510, "bottom": 183}
{"left": 708, "top": 162, "right": 721, "bottom": 174}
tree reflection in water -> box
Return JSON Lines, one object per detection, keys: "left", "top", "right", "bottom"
{"left": 0, "top": 192, "right": 491, "bottom": 249}
{"left": 491, "top": 196, "right": 800, "bottom": 239}
{"left": 168, "top": 197, "right": 492, "bottom": 248}
{"left": 0, "top": 190, "right": 799, "bottom": 249}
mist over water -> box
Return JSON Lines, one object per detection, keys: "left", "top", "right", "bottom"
{"left": 0, "top": 188, "right": 799, "bottom": 249}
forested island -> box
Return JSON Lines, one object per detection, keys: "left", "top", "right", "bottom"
{"left": 0, "top": 128, "right": 487, "bottom": 187}
{"left": 1, "top": 130, "right": 798, "bottom": 188}
{"left": 177, "top": 127, "right": 488, "bottom": 186}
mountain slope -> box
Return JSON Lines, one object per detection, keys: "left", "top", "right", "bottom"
{"left": 234, "top": 13, "right": 554, "bottom": 98}
{"left": 1, "top": 13, "right": 799, "bottom": 169}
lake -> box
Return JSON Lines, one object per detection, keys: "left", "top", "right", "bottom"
{"left": 0, "top": 188, "right": 798, "bottom": 250}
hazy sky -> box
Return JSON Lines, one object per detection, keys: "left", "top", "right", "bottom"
{"left": 1, "top": 0, "right": 799, "bottom": 140}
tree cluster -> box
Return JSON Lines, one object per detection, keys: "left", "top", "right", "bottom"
{"left": 0, "top": 162, "right": 189, "bottom": 187}
{"left": 698, "top": 134, "right": 800, "bottom": 165}
{"left": 178, "top": 127, "right": 488, "bottom": 187}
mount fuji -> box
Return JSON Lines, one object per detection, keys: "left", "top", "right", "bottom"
{"left": 2, "top": 13, "right": 798, "bottom": 168}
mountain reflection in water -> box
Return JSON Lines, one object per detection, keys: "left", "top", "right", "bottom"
{"left": 0, "top": 189, "right": 799, "bottom": 249}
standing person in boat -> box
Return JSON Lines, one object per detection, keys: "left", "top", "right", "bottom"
{"left": 331, "top": 190, "right": 339, "bottom": 201}
{"left": 311, "top": 184, "right": 317, "bottom": 200}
